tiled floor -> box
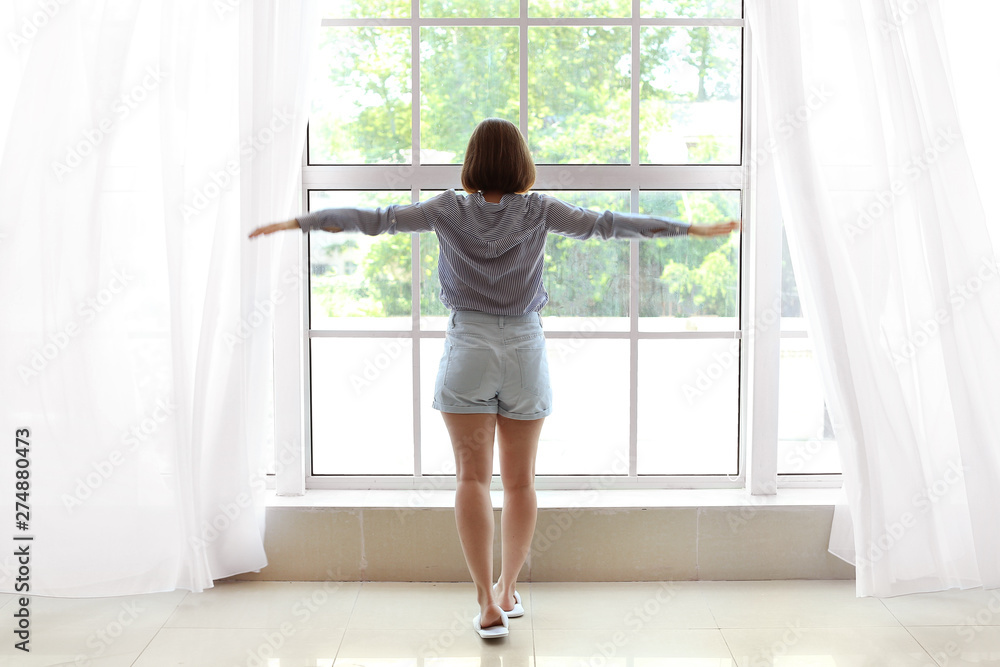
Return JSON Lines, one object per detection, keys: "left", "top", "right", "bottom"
{"left": 2, "top": 580, "right": 1000, "bottom": 666}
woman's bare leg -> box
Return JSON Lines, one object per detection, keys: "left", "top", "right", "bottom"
{"left": 441, "top": 412, "right": 505, "bottom": 628}
{"left": 495, "top": 415, "right": 544, "bottom": 612}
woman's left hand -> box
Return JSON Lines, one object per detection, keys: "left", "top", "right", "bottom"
{"left": 248, "top": 219, "right": 300, "bottom": 239}
{"left": 688, "top": 220, "right": 740, "bottom": 237}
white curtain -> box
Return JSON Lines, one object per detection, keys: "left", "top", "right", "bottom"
{"left": 748, "top": 0, "right": 1000, "bottom": 596}
{"left": 0, "top": 0, "right": 318, "bottom": 595}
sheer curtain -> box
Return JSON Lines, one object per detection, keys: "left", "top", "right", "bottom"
{"left": 747, "top": 0, "right": 1000, "bottom": 596}
{"left": 0, "top": 0, "right": 318, "bottom": 595}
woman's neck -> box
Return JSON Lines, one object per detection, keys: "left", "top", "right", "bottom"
{"left": 482, "top": 190, "right": 504, "bottom": 203}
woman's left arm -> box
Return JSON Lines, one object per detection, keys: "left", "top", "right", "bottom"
{"left": 248, "top": 194, "right": 446, "bottom": 240}
{"left": 248, "top": 218, "right": 314, "bottom": 239}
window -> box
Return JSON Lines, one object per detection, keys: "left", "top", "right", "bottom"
{"left": 300, "top": 0, "right": 758, "bottom": 489}
{"left": 776, "top": 226, "right": 841, "bottom": 479}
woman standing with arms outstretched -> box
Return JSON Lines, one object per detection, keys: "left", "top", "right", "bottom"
{"left": 250, "top": 118, "right": 739, "bottom": 639}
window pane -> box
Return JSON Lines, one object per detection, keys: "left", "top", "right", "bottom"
{"left": 421, "top": 339, "right": 631, "bottom": 476}
{"left": 311, "top": 338, "right": 414, "bottom": 474}
{"left": 779, "top": 220, "right": 840, "bottom": 475}
{"left": 421, "top": 0, "right": 517, "bottom": 18}
{"left": 640, "top": 27, "right": 741, "bottom": 164}
{"left": 781, "top": 223, "right": 803, "bottom": 322}
{"left": 777, "top": 338, "right": 841, "bottom": 475}
{"left": 528, "top": 27, "right": 631, "bottom": 164}
{"left": 642, "top": 0, "right": 742, "bottom": 17}
{"left": 536, "top": 191, "right": 631, "bottom": 328}
{"left": 637, "top": 191, "right": 740, "bottom": 331}
{"left": 418, "top": 191, "right": 454, "bottom": 331}
{"left": 309, "top": 27, "right": 411, "bottom": 164}
{"left": 637, "top": 339, "right": 739, "bottom": 474}
{"left": 309, "top": 191, "right": 413, "bottom": 331}
{"left": 538, "top": 340, "right": 630, "bottom": 475}
{"left": 420, "top": 27, "right": 519, "bottom": 164}
{"left": 530, "top": 0, "right": 630, "bottom": 18}
{"left": 319, "top": 0, "right": 409, "bottom": 18}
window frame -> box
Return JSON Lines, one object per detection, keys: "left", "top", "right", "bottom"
{"left": 268, "top": 2, "right": 842, "bottom": 493}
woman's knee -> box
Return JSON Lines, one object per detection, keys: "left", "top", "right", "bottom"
{"left": 500, "top": 473, "right": 535, "bottom": 493}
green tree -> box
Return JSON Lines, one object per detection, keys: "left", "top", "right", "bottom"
{"left": 310, "top": 0, "right": 742, "bottom": 320}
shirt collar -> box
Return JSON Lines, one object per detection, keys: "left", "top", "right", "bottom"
{"left": 475, "top": 192, "right": 517, "bottom": 209}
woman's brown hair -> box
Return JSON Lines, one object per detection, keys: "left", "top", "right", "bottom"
{"left": 460, "top": 118, "right": 536, "bottom": 194}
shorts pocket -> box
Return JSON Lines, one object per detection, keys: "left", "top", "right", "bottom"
{"left": 516, "top": 344, "right": 550, "bottom": 397}
{"left": 444, "top": 344, "right": 491, "bottom": 392}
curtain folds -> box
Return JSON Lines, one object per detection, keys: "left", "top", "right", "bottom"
{"left": 748, "top": 0, "right": 1000, "bottom": 596}
{"left": 0, "top": 0, "right": 318, "bottom": 595}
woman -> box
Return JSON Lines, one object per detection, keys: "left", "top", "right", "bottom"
{"left": 249, "top": 117, "right": 739, "bottom": 638}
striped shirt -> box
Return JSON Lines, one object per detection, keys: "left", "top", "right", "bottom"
{"left": 297, "top": 190, "right": 691, "bottom": 315}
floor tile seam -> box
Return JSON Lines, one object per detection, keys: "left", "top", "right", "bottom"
{"left": 333, "top": 579, "right": 365, "bottom": 660}
{"left": 153, "top": 622, "right": 354, "bottom": 630}
{"left": 529, "top": 584, "right": 537, "bottom": 661}
{"left": 716, "top": 624, "right": 942, "bottom": 631}
{"left": 870, "top": 623, "right": 945, "bottom": 667}
{"left": 160, "top": 580, "right": 361, "bottom": 629}
{"left": 126, "top": 624, "right": 168, "bottom": 667}
{"left": 157, "top": 589, "right": 192, "bottom": 630}
{"left": 713, "top": 624, "right": 741, "bottom": 665}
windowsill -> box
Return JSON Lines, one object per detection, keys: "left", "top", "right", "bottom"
{"left": 264, "top": 486, "right": 845, "bottom": 509}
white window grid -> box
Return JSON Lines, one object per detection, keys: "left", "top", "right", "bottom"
{"left": 285, "top": 2, "right": 843, "bottom": 492}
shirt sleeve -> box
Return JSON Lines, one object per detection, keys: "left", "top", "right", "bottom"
{"left": 297, "top": 194, "right": 443, "bottom": 235}
{"left": 540, "top": 194, "right": 691, "bottom": 239}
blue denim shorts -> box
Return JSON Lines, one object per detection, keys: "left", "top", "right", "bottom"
{"left": 432, "top": 310, "right": 553, "bottom": 420}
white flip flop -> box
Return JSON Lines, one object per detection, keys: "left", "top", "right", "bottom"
{"left": 493, "top": 582, "right": 525, "bottom": 618}
{"left": 504, "top": 590, "right": 524, "bottom": 618}
{"left": 473, "top": 608, "right": 509, "bottom": 639}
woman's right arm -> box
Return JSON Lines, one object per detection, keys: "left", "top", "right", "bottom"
{"left": 541, "top": 194, "right": 738, "bottom": 240}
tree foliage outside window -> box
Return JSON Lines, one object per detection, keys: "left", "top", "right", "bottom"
{"left": 308, "top": 0, "right": 741, "bottom": 321}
